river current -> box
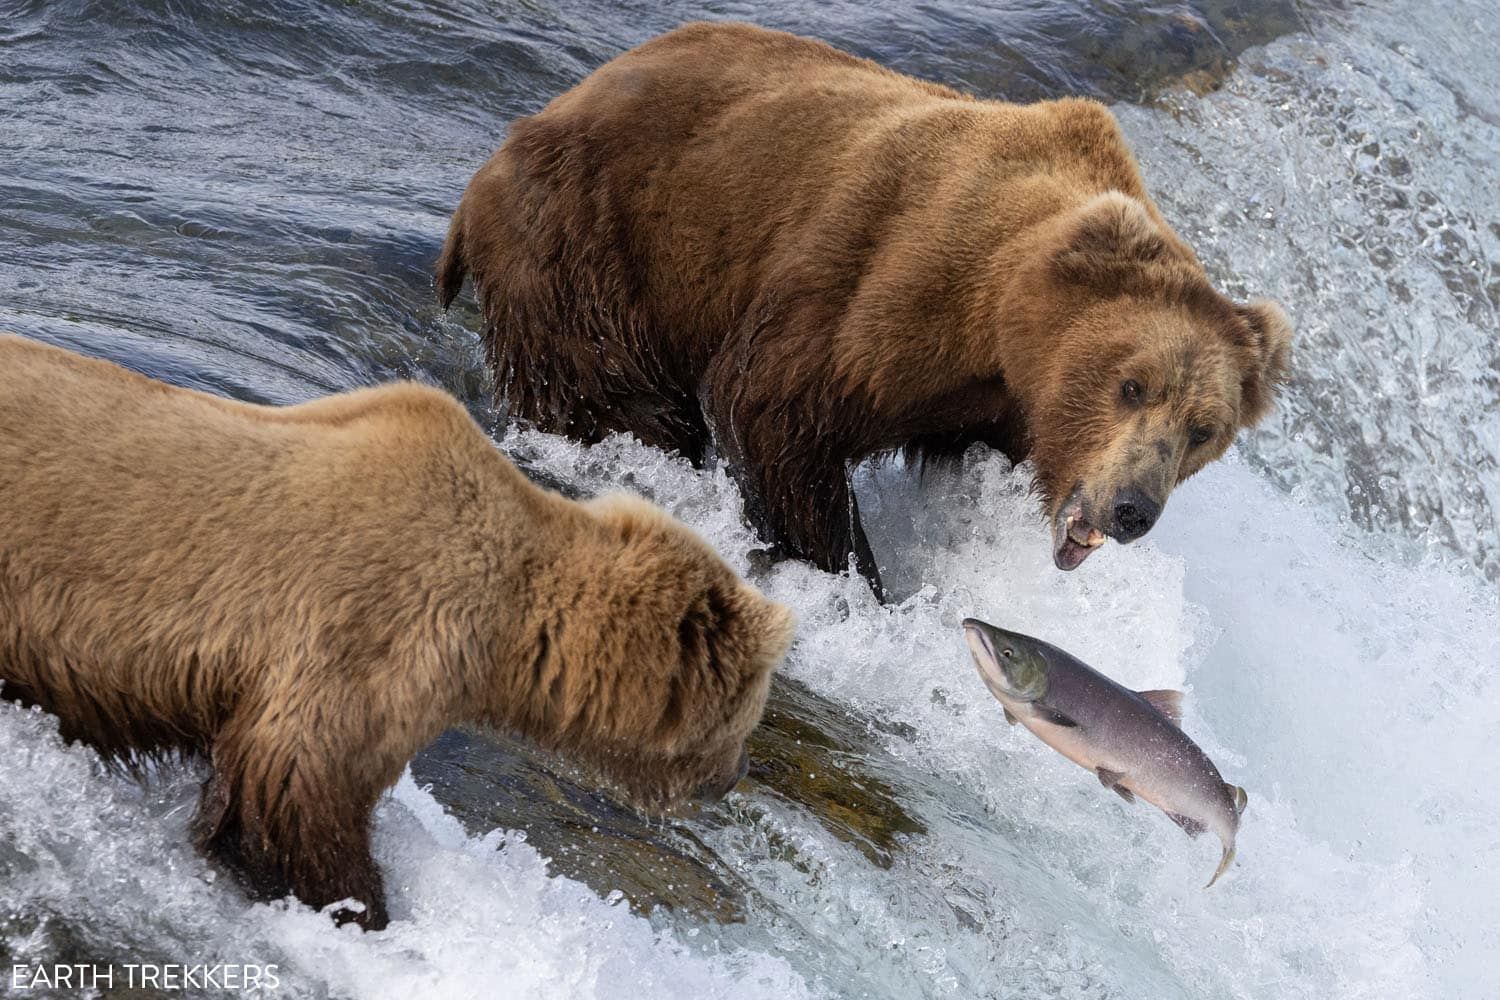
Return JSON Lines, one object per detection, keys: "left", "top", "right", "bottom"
{"left": 1, "top": 2, "right": 1497, "bottom": 998}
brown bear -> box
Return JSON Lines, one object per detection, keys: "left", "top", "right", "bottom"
{"left": 0, "top": 333, "right": 793, "bottom": 931}
{"left": 437, "top": 21, "right": 1293, "bottom": 596}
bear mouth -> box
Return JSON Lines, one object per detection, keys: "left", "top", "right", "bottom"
{"left": 1052, "top": 492, "right": 1106, "bottom": 571}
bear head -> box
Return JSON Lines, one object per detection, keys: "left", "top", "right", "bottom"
{"left": 523, "top": 494, "right": 795, "bottom": 810}
{"left": 1004, "top": 192, "right": 1292, "bottom": 570}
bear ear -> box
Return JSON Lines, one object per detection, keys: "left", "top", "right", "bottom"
{"left": 679, "top": 585, "right": 793, "bottom": 683}
{"left": 1052, "top": 192, "right": 1172, "bottom": 288}
{"left": 748, "top": 593, "right": 796, "bottom": 677}
{"left": 1235, "top": 299, "right": 1293, "bottom": 425}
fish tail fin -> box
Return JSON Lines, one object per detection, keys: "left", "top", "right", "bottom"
{"left": 1229, "top": 784, "right": 1249, "bottom": 817}
{"left": 1206, "top": 844, "right": 1235, "bottom": 888}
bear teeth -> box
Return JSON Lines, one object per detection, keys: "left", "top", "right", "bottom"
{"left": 1065, "top": 515, "right": 1102, "bottom": 548}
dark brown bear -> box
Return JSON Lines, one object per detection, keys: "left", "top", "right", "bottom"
{"left": 437, "top": 22, "right": 1292, "bottom": 595}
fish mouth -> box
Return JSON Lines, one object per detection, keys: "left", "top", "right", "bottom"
{"left": 963, "top": 618, "right": 1044, "bottom": 702}
{"left": 1051, "top": 488, "right": 1106, "bottom": 571}
{"left": 963, "top": 618, "right": 1016, "bottom": 701}
{"left": 962, "top": 618, "right": 997, "bottom": 664}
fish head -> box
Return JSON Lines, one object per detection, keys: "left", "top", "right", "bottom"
{"left": 962, "top": 618, "right": 1050, "bottom": 703}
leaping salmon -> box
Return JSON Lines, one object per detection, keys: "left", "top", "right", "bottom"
{"left": 963, "top": 618, "right": 1248, "bottom": 886}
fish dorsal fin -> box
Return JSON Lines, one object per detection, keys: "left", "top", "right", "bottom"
{"left": 1138, "top": 689, "right": 1184, "bottom": 726}
{"left": 1227, "top": 784, "right": 1249, "bottom": 817}
{"left": 1031, "top": 703, "right": 1078, "bottom": 728}
{"left": 1096, "top": 767, "right": 1135, "bottom": 803}
{"left": 1165, "top": 811, "right": 1206, "bottom": 838}
{"left": 1002, "top": 706, "right": 1019, "bottom": 726}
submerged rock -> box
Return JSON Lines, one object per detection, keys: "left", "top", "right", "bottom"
{"left": 413, "top": 676, "right": 926, "bottom": 921}
{"left": 746, "top": 677, "right": 927, "bottom": 870}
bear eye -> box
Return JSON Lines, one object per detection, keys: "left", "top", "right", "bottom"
{"left": 1188, "top": 426, "right": 1214, "bottom": 448}
{"left": 1120, "top": 379, "right": 1143, "bottom": 405}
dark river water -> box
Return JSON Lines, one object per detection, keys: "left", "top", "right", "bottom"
{"left": 0, "top": 0, "right": 1308, "bottom": 415}
{"left": 2, "top": 1, "right": 1499, "bottom": 998}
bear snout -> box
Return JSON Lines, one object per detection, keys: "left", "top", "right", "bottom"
{"left": 698, "top": 747, "right": 751, "bottom": 801}
{"left": 1109, "top": 487, "right": 1162, "bottom": 543}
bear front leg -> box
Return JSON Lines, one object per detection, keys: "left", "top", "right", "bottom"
{"left": 777, "top": 461, "right": 883, "bottom": 600}
{"left": 704, "top": 326, "right": 886, "bottom": 598}
{"left": 845, "top": 486, "right": 883, "bottom": 600}
{"left": 722, "top": 426, "right": 885, "bottom": 599}
{"left": 193, "top": 727, "right": 392, "bottom": 930}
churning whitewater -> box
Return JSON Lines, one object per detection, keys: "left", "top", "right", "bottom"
{"left": 1, "top": 0, "right": 1497, "bottom": 998}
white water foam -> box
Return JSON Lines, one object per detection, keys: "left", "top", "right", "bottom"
{"left": 0, "top": 699, "right": 814, "bottom": 1000}
{"left": 4, "top": 2, "right": 1499, "bottom": 997}
{"left": 2, "top": 426, "right": 1494, "bottom": 999}
{"left": 1114, "top": 0, "right": 1500, "bottom": 582}
{"left": 507, "top": 427, "right": 1498, "bottom": 1000}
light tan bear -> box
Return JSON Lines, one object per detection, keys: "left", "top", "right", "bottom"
{"left": 0, "top": 333, "right": 793, "bottom": 930}
{"left": 438, "top": 21, "right": 1292, "bottom": 596}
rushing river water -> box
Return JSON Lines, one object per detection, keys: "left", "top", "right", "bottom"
{"left": 2, "top": 1, "right": 1498, "bottom": 998}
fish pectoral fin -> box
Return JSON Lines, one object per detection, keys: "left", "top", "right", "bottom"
{"left": 1096, "top": 768, "right": 1134, "bottom": 803}
{"left": 1002, "top": 706, "right": 1019, "bottom": 726}
{"left": 1165, "top": 811, "right": 1207, "bottom": 838}
{"left": 1031, "top": 703, "right": 1078, "bottom": 728}
{"left": 1137, "top": 688, "right": 1184, "bottom": 726}
{"left": 1227, "top": 784, "right": 1249, "bottom": 817}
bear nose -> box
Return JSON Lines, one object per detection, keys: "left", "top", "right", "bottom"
{"left": 701, "top": 748, "right": 751, "bottom": 801}
{"left": 1111, "top": 489, "right": 1161, "bottom": 543}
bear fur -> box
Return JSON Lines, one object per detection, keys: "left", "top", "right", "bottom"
{"left": 0, "top": 333, "right": 793, "bottom": 930}
{"left": 437, "top": 21, "right": 1292, "bottom": 594}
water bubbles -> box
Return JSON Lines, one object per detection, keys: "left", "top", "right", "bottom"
{"left": 1, "top": 4, "right": 1498, "bottom": 999}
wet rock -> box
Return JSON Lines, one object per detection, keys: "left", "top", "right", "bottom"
{"left": 412, "top": 676, "right": 927, "bottom": 921}
{"left": 745, "top": 677, "right": 927, "bottom": 869}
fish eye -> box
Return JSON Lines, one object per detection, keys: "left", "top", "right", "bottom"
{"left": 1120, "top": 379, "right": 1143, "bottom": 405}
{"left": 1188, "top": 426, "right": 1213, "bottom": 448}
{"left": 1001, "top": 647, "right": 1014, "bottom": 659}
